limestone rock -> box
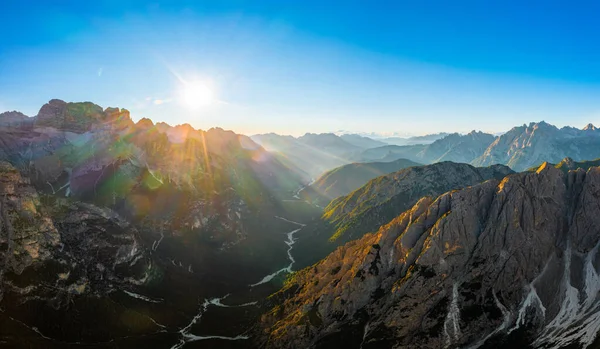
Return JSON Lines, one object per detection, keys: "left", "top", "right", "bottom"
{"left": 259, "top": 163, "right": 600, "bottom": 349}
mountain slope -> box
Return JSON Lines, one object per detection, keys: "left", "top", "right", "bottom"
{"left": 322, "top": 162, "right": 513, "bottom": 243}
{"left": 339, "top": 134, "right": 388, "bottom": 149}
{"left": 381, "top": 133, "right": 450, "bottom": 146}
{"left": 473, "top": 121, "right": 600, "bottom": 171}
{"left": 351, "top": 144, "right": 427, "bottom": 163}
{"left": 352, "top": 131, "right": 495, "bottom": 165}
{"left": 258, "top": 162, "right": 600, "bottom": 349}
{"left": 251, "top": 133, "right": 355, "bottom": 179}
{"left": 297, "top": 133, "right": 362, "bottom": 157}
{"left": 301, "top": 158, "right": 422, "bottom": 205}
{"left": 526, "top": 157, "right": 600, "bottom": 173}
{"left": 0, "top": 99, "right": 316, "bottom": 346}
{"left": 417, "top": 131, "right": 496, "bottom": 163}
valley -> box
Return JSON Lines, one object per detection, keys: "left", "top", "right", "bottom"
{"left": 3, "top": 101, "right": 600, "bottom": 349}
{"left": 4, "top": 3, "right": 600, "bottom": 348}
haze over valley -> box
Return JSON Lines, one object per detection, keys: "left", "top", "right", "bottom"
{"left": 3, "top": 1, "right": 600, "bottom": 349}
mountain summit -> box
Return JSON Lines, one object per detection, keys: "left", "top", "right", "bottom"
{"left": 473, "top": 121, "right": 600, "bottom": 171}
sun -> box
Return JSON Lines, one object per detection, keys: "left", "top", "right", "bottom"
{"left": 182, "top": 81, "right": 214, "bottom": 108}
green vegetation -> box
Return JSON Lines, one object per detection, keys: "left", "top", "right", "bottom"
{"left": 308, "top": 158, "right": 422, "bottom": 205}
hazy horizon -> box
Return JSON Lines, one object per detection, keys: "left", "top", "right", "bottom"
{"left": 4, "top": 98, "right": 600, "bottom": 138}
{"left": 2, "top": 1, "right": 600, "bottom": 136}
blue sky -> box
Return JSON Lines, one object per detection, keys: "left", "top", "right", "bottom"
{"left": 1, "top": 1, "right": 600, "bottom": 136}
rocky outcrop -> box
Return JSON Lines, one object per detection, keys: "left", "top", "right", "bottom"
{"left": 322, "top": 162, "right": 513, "bottom": 243}
{"left": 1, "top": 101, "right": 304, "bottom": 244}
{"left": 302, "top": 158, "right": 422, "bottom": 205}
{"left": 258, "top": 163, "right": 600, "bottom": 349}
{"left": 34, "top": 99, "right": 134, "bottom": 133}
{"left": 0, "top": 161, "right": 60, "bottom": 278}
{"left": 417, "top": 131, "right": 496, "bottom": 164}
{"left": 0, "top": 100, "right": 312, "bottom": 345}
{"left": 0, "top": 161, "right": 148, "bottom": 304}
{"left": 473, "top": 121, "right": 600, "bottom": 171}
{"left": 552, "top": 157, "right": 600, "bottom": 173}
{"left": 0, "top": 111, "right": 29, "bottom": 126}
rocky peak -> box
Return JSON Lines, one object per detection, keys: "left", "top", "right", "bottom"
{"left": 260, "top": 164, "right": 600, "bottom": 349}
{"left": 528, "top": 120, "right": 559, "bottom": 134}
{"left": 583, "top": 123, "right": 598, "bottom": 131}
{"left": 559, "top": 157, "right": 575, "bottom": 169}
{"left": 35, "top": 99, "right": 107, "bottom": 133}
{"left": 136, "top": 117, "right": 154, "bottom": 129}
{"left": 321, "top": 162, "right": 514, "bottom": 244}
{"left": 103, "top": 107, "right": 133, "bottom": 131}
{"left": 0, "top": 111, "right": 29, "bottom": 126}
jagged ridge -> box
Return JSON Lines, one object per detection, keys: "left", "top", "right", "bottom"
{"left": 258, "top": 161, "right": 600, "bottom": 349}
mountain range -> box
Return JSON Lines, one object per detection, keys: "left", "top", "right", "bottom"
{"left": 300, "top": 158, "right": 422, "bottom": 206}
{"left": 3, "top": 100, "right": 600, "bottom": 349}
{"left": 0, "top": 99, "right": 319, "bottom": 347}
{"left": 472, "top": 121, "right": 600, "bottom": 171}
{"left": 255, "top": 122, "right": 600, "bottom": 181}
{"left": 258, "top": 160, "right": 600, "bottom": 349}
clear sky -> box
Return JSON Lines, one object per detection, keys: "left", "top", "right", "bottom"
{"left": 2, "top": 1, "right": 600, "bottom": 136}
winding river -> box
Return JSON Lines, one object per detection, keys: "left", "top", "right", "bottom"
{"left": 170, "top": 215, "right": 307, "bottom": 348}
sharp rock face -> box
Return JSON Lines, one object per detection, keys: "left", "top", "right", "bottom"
{"left": 0, "top": 100, "right": 309, "bottom": 344}
{"left": 473, "top": 121, "right": 600, "bottom": 171}
{"left": 0, "top": 161, "right": 148, "bottom": 305}
{"left": 416, "top": 131, "right": 496, "bottom": 164}
{"left": 259, "top": 163, "right": 600, "bottom": 349}
{"left": 322, "top": 162, "right": 514, "bottom": 244}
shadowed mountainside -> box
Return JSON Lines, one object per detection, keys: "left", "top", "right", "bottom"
{"left": 0, "top": 99, "right": 319, "bottom": 347}
{"left": 258, "top": 161, "right": 600, "bottom": 349}
{"left": 322, "top": 162, "right": 513, "bottom": 243}
{"left": 300, "top": 158, "right": 422, "bottom": 206}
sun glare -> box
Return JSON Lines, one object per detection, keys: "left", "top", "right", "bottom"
{"left": 182, "top": 81, "right": 214, "bottom": 108}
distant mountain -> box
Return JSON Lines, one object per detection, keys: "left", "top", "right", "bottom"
{"left": 382, "top": 132, "right": 450, "bottom": 145}
{"left": 255, "top": 121, "right": 600, "bottom": 186}
{"left": 259, "top": 162, "right": 600, "bottom": 349}
{"left": 417, "top": 131, "right": 496, "bottom": 163}
{"left": 0, "top": 111, "right": 29, "bottom": 126}
{"left": 300, "top": 158, "right": 422, "bottom": 205}
{"left": 339, "top": 134, "right": 388, "bottom": 149}
{"left": 252, "top": 133, "right": 351, "bottom": 180}
{"left": 350, "top": 132, "right": 495, "bottom": 165}
{"left": 351, "top": 144, "right": 427, "bottom": 163}
{"left": 473, "top": 121, "right": 600, "bottom": 171}
{"left": 297, "top": 133, "right": 363, "bottom": 156}
{"left": 322, "top": 162, "right": 513, "bottom": 244}
{"left": 252, "top": 133, "right": 372, "bottom": 180}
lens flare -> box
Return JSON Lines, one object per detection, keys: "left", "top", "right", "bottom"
{"left": 182, "top": 81, "right": 214, "bottom": 109}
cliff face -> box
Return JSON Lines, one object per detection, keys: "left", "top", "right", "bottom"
{"left": 258, "top": 163, "right": 600, "bottom": 349}
{"left": 0, "top": 100, "right": 305, "bottom": 249}
{"left": 0, "top": 161, "right": 148, "bottom": 305}
{"left": 0, "top": 100, "right": 311, "bottom": 345}
{"left": 473, "top": 122, "right": 600, "bottom": 171}
{"left": 416, "top": 131, "right": 496, "bottom": 164}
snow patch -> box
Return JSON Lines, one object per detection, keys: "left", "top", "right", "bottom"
{"left": 122, "top": 290, "right": 163, "bottom": 303}
{"left": 443, "top": 283, "right": 461, "bottom": 347}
